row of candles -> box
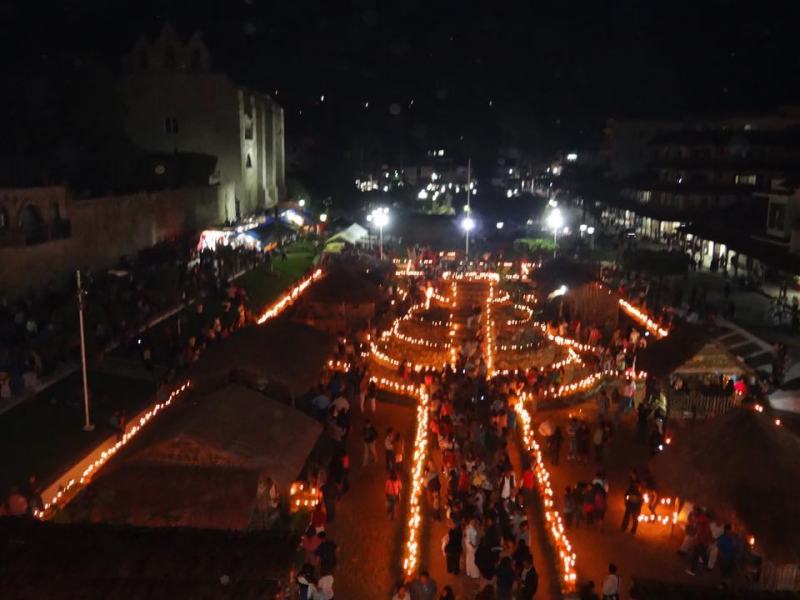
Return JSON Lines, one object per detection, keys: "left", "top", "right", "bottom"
{"left": 515, "top": 399, "right": 578, "bottom": 590}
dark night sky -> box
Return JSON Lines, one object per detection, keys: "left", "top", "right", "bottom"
{"left": 4, "top": 0, "right": 800, "bottom": 176}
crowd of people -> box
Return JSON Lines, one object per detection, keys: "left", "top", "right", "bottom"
{"left": 0, "top": 235, "right": 275, "bottom": 400}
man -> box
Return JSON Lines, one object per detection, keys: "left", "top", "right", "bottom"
{"left": 620, "top": 482, "right": 642, "bottom": 534}
{"left": 464, "top": 517, "right": 480, "bottom": 579}
{"left": 362, "top": 420, "right": 378, "bottom": 466}
{"left": 311, "top": 386, "right": 331, "bottom": 420}
{"left": 519, "top": 556, "right": 539, "bottom": 600}
{"left": 602, "top": 563, "right": 620, "bottom": 600}
{"left": 499, "top": 468, "right": 516, "bottom": 502}
{"left": 385, "top": 428, "right": 395, "bottom": 470}
{"left": 442, "top": 522, "right": 463, "bottom": 575}
{"left": 715, "top": 524, "right": 738, "bottom": 579}
{"left": 409, "top": 570, "right": 437, "bottom": 600}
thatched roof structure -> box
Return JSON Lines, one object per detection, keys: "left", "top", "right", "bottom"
{"left": 650, "top": 408, "right": 800, "bottom": 562}
{"left": 191, "top": 317, "right": 334, "bottom": 395}
{"left": 61, "top": 464, "right": 260, "bottom": 530}
{"left": 0, "top": 518, "right": 293, "bottom": 599}
{"left": 135, "top": 385, "right": 323, "bottom": 489}
{"left": 303, "top": 266, "right": 384, "bottom": 305}
{"left": 61, "top": 385, "right": 322, "bottom": 530}
{"left": 636, "top": 322, "right": 752, "bottom": 378}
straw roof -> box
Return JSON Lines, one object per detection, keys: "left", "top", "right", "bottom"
{"left": 0, "top": 518, "right": 293, "bottom": 599}
{"left": 303, "top": 266, "right": 384, "bottom": 304}
{"left": 61, "top": 464, "right": 260, "bottom": 530}
{"left": 192, "top": 317, "right": 334, "bottom": 395}
{"left": 135, "top": 384, "right": 323, "bottom": 489}
{"left": 650, "top": 408, "right": 800, "bottom": 562}
{"left": 636, "top": 322, "right": 752, "bottom": 378}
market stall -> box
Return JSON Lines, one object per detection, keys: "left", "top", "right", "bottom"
{"left": 637, "top": 322, "right": 754, "bottom": 418}
{"left": 650, "top": 408, "right": 800, "bottom": 591}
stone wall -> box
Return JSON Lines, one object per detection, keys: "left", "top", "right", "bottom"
{"left": 0, "top": 183, "right": 234, "bottom": 297}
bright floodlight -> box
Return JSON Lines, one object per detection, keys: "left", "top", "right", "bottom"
{"left": 506, "top": 190, "right": 513, "bottom": 198}
{"left": 546, "top": 208, "right": 564, "bottom": 232}
{"left": 461, "top": 216, "right": 475, "bottom": 232}
{"left": 587, "top": 226, "right": 595, "bottom": 235}
{"left": 566, "top": 152, "right": 578, "bottom": 161}
{"left": 298, "top": 199, "right": 306, "bottom": 207}
{"left": 496, "top": 221, "right": 504, "bottom": 230}
{"left": 319, "top": 213, "right": 328, "bottom": 223}
{"left": 373, "top": 209, "right": 389, "bottom": 228}
{"left": 580, "top": 224, "right": 587, "bottom": 233}
{"left": 366, "top": 214, "right": 373, "bottom": 222}
{"left": 418, "top": 189, "right": 428, "bottom": 200}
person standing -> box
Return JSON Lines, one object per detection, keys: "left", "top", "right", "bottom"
{"left": 620, "top": 482, "right": 642, "bottom": 534}
{"left": 385, "top": 428, "right": 396, "bottom": 470}
{"left": 362, "top": 420, "right": 378, "bottom": 466}
{"left": 322, "top": 478, "right": 339, "bottom": 524}
{"left": 551, "top": 426, "right": 563, "bottom": 465}
{"left": 385, "top": 470, "right": 402, "bottom": 520}
{"left": 593, "top": 424, "right": 605, "bottom": 464}
{"left": 442, "top": 522, "right": 463, "bottom": 575}
{"left": 392, "top": 583, "right": 411, "bottom": 600}
{"left": 519, "top": 556, "right": 539, "bottom": 600}
{"left": 494, "top": 556, "right": 515, "bottom": 600}
{"left": 601, "top": 563, "right": 620, "bottom": 600}
{"left": 464, "top": 517, "right": 480, "bottom": 579}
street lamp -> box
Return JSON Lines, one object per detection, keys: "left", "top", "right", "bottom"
{"left": 298, "top": 199, "right": 306, "bottom": 207}
{"left": 461, "top": 215, "right": 475, "bottom": 259}
{"left": 546, "top": 208, "right": 564, "bottom": 257}
{"left": 496, "top": 221, "right": 504, "bottom": 230}
{"left": 372, "top": 207, "right": 390, "bottom": 259}
{"left": 319, "top": 213, "right": 328, "bottom": 223}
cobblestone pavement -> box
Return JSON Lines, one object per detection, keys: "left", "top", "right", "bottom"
{"left": 327, "top": 395, "right": 415, "bottom": 599}
{"left": 531, "top": 393, "right": 731, "bottom": 599}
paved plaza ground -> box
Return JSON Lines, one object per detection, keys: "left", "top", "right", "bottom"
{"left": 530, "top": 388, "right": 743, "bottom": 599}
{"left": 327, "top": 395, "right": 415, "bottom": 598}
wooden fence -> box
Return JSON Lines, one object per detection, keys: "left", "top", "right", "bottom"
{"left": 668, "top": 392, "right": 740, "bottom": 419}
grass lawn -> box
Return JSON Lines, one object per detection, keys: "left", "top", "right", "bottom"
{"left": 0, "top": 372, "right": 155, "bottom": 494}
{"left": 236, "top": 241, "right": 317, "bottom": 311}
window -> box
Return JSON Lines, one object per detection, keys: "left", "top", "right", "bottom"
{"left": 768, "top": 202, "right": 787, "bottom": 232}
{"left": 164, "top": 117, "right": 179, "bottom": 134}
{"left": 246, "top": 153, "right": 253, "bottom": 169}
{"left": 735, "top": 174, "right": 757, "bottom": 185}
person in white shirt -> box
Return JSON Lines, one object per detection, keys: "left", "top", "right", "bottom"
{"left": 317, "top": 573, "right": 334, "bottom": 599}
{"left": 464, "top": 517, "right": 480, "bottom": 579}
{"left": 602, "top": 562, "right": 620, "bottom": 600}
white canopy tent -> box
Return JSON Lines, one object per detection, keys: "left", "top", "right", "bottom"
{"left": 325, "top": 223, "right": 369, "bottom": 247}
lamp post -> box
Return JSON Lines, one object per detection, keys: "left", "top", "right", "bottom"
{"left": 546, "top": 208, "right": 564, "bottom": 258}
{"left": 76, "top": 270, "right": 94, "bottom": 431}
{"left": 372, "top": 207, "right": 390, "bottom": 260}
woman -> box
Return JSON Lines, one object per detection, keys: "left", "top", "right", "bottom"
{"left": 385, "top": 470, "right": 402, "bottom": 520}
{"left": 464, "top": 517, "right": 480, "bottom": 578}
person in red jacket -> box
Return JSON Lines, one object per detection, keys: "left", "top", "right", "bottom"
{"left": 686, "top": 509, "right": 712, "bottom": 575}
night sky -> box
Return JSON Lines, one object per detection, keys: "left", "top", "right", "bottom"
{"left": 3, "top": 0, "right": 800, "bottom": 186}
